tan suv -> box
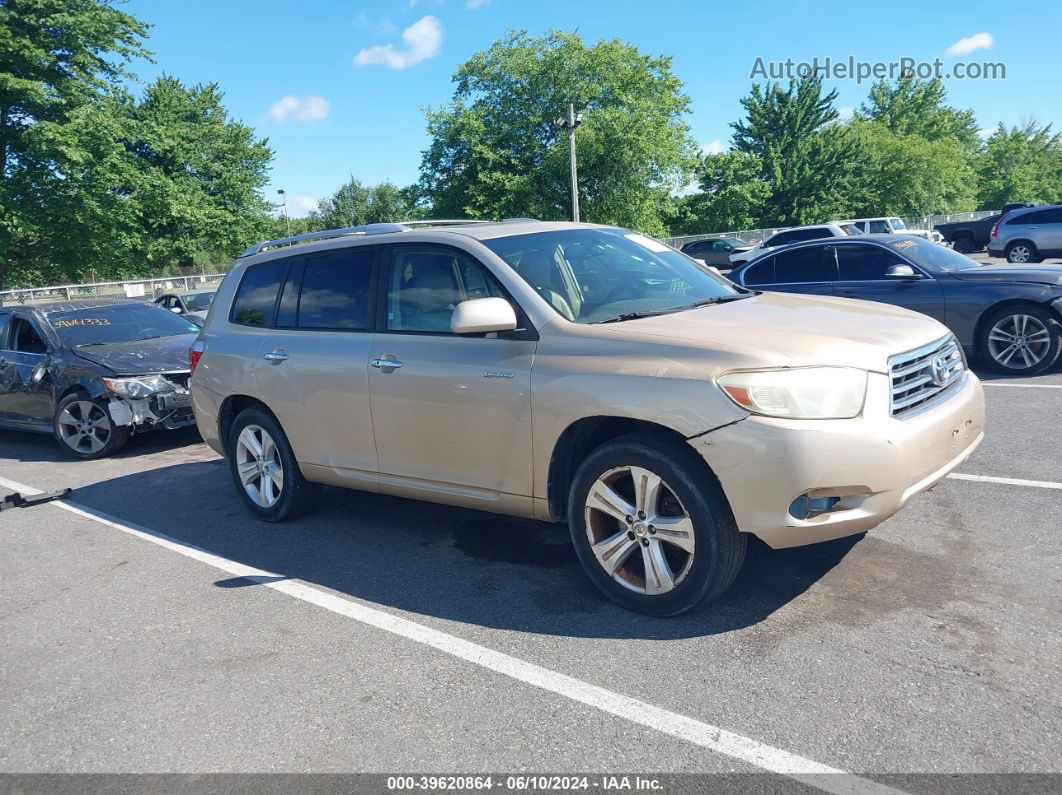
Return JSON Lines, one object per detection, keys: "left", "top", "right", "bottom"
{"left": 190, "top": 220, "right": 985, "bottom": 615}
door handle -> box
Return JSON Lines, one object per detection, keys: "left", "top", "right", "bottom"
{"left": 263, "top": 350, "right": 289, "bottom": 361}
{"left": 371, "top": 358, "right": 403, "bottom": 369}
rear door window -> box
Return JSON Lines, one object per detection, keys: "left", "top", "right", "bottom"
{"left": 230, "top": 259, "right": 289, "bottom": 327}
{"left": 297, "top": 248, "right": 376, "bottom": 330}
{"left": 773, "top": 246, "right": 827, "bottom": 283}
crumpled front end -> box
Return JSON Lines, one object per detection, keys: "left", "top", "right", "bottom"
{"left": 104, "top": 373, "right": 196, "bottom": 432}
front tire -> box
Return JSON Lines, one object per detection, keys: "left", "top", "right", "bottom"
{"left": 1005, "top": 241, "right": 1037, "bottom": 264}
{"left": 227, "top": 407, "right": 312, "bottom": 521}
{"left": 53, "top": 393, "right": 130, "bottom": 459}
{"left": 980, "top": 305, "right": 1061, "bottom": 375}
{"left": 567, "top": 434, "right": 746, "bottom": 616}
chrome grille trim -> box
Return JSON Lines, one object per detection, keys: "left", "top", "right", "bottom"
{"left": 889, "top": 335, "right": 966, "bottom": 419}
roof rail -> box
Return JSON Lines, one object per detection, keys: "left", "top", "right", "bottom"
{"left": 395, "top": 219, "right": 492, "bottom": 227}
{"left": 239, "top": 223, "right": 408, "bottom": 258}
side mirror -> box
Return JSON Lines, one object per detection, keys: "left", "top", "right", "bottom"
{"left": 31, "top": 362, "right": 48, "bottom": 384}
{"left": 170, "top": 306, "right": 183, "bottom": 313}
{"left": 451, "top": 297, "right": 518, "bottom": 335}
{"left": 885, "top": 264, "right": 919, "bottom": 279}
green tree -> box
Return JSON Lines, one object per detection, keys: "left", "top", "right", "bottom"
{"left": 976, "top": 121, "right": 1062, "bottom": 209}
{"left": 0, "top": 0, "right": 150, "bottom": 287}
{"left": 731, "top": 78, "right": 857, "bottom": 226}
{"left": 122, "top": 75, "right": 274, "bottom": 273}
{"left": 669, "top": 150, "right": 770, "bottom": 235}
{"left": 847, "top": 119, "right": 977, "bottom": 216}
{"left": 419, "top": 30, "right": 698, "bottom": 236}
{"left": 313, "top": 177, "right": 425, "bottom": 230}
{"left": 859, "top": 76, "right": 979, "bottom": 148}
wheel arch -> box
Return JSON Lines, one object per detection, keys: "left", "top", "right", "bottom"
{"left": 1004, "top": 238, "right": 1038, "bottom": 253}
{"left": 974, "top": 298, "right": 1062, "bottom": 354}
{"left": 218, "top": 394, "right": 280, "bottom": 456}
{"left": 546, "top": 416, "right": 710, "bottom": 522}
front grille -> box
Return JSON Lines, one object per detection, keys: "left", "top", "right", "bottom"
{"left": 889, "top": 335, "right": 965, "bottom": 419}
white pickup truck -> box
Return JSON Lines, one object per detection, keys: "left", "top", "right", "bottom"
{"left": 836, "top": 217, "right": 947, "bottom": 245}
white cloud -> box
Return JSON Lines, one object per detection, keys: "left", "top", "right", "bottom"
{"left": 701, "top": 140, "right": 725, "bottom": 155}
{"left": 977, "top": 127, "right": 995, "bottom": 139}
{"left": 353, "top": 13, "right": 396, "bottom": 34}
{"left": 945, "top": 32, "right": 994, "bottom": 56}
{"left": 282, "top": 195, "right": 319, "bottom": 219}
{"left": 838, "top": 106, "right": 854, "bottom": 121}
{"left": 267, "top": 95, "right": 331, "bottom": 123}
{"left": 354, "top": 15, "right": 443, "bottom": 69}
{"left": 466, "top": 0, "right": 492, "bottom": 8}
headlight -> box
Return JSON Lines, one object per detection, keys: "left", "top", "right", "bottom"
{"left": 102, "top": 375, "right": 171, "bottom": 399}
{"left": 716, "top": 367, "right": 868, "bottom": 419}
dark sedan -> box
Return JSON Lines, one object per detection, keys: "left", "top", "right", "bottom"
{"left": 680, "top": 237, "right": 754, "bottom": 267}
{"left": 0, "top": 300, "right": 200, "bottom": 458}
{"left": 728, "top": 235, "right": 1062, "bottom": 375}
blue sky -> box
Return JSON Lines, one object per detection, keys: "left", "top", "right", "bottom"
{"left": 125, "top": 0, "right": 1062, "bottom": 217}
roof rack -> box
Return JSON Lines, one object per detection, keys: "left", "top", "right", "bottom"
{"left": 239, "top": 223, "right": 408, "bottom": 258}
{"left": 239, "top": 217, "right": 542, "bottom": 258}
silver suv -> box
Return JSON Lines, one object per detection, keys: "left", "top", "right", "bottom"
{"left": 988, "top": 205, "right": 1062, "bottom": 263}
{"left": 190, "top": 220, "right": 985, "bottom": 615}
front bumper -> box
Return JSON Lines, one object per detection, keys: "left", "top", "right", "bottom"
{"left": 691, "top": 371, "right": 985, "bottom": 548}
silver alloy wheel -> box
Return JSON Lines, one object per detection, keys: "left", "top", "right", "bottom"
{"left": 1008, "top": 244, "right": 1032, "bottom": 263}
{"left": 57, "top": 400, "right": 112, "bottom": 454}
{"left": 584, "top": 465, "right": 695, "bottom": 595}
{"left": 987, "top": 313, "right": 1052, "bottom": 370}
{"left": 235, "top": 425, "right": 284, "bottom": 508}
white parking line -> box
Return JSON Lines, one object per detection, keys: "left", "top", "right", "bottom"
{"left": 0, "top": 473, "right": 902, "bottom": 795}
{"left": 980, "top": 382, "right": 1062, "bottom": 388}
{"left": 948, "top": 473, "right": 1062, "bottom": 490}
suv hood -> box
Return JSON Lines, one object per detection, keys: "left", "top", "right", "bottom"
{"left": 72, "top": 334, "right": 196, "bottom": 375}
{"left": 949, "top": 266, "right": 1062, "bottom": 287}
{"left": 604, "top": 292, "right": 949, "bottom": 372}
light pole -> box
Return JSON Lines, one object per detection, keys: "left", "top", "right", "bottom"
{"left": 556, "top": 103, "right": 583, "bottom": 222}
{"left": 277, "top": 188, "right": 290, "bottom": 236}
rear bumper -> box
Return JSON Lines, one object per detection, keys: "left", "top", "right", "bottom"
{"left": 691, "top": 371, "right": 985, "bottom": 548}
{"left": 987, "top": 247, "right": 1004, "bottom": 258}
{"left": 190, "top": 381, "right": 225, "bottom": 457}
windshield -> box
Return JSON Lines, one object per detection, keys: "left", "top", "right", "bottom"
{"left": 481, "top": 228, "right": 744, "bottom": 324}
{"left": 48, "top": 304, "right": 201, "bottom": 346}
{"left": 184, "top": 292, "right": 214, "bottom": 311}
{"left": 889, "top": 218, "right": 907, "bottom": 230}
{"left": 887, "top": 236, "right": 980, "bottom": 271}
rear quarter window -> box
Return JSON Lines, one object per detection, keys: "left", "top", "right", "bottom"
{"left": 230, "top": 259, "right": 289, "bottom": 327}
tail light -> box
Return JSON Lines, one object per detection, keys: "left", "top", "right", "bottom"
{"left": 991, "top": 214, "right": 1006, "bottom": 238}
{"left": 189, "top": 339, "right": 205, "bottom": 375}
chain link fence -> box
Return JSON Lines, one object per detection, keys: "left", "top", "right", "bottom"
{"left": 659, "top": 210, "right": 999, "bottom": 249}
{"left": 0, "top": 273, "right": 226, "bottom": 307}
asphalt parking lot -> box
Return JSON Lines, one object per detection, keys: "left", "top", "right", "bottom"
{"left": 2, "top": 353, "right": 1061, "bottom": 787}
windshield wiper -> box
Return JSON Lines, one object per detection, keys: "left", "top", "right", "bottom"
{"left": 593, "top": 309, "right": 678, "bottom": 324}
{"left": 674, "top": 293, "right": 755, "bottom": 311}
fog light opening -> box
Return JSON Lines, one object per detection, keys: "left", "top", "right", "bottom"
{"left": 788, "top": 494, "right": 843, "bottom": 521}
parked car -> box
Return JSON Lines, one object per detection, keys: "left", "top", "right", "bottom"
{"left": 190, "top": 220, "right": 984, "bottom": 616}
{"left": 680, "top": 237, "right": 754, "bottom": 268}
{"left": 729, "top": 223, "right": 857, "bottom": 266}
{"left": 987, "top": 204, "right": 1062, "bottom": 264}
{"left": 841, "top": 217, "right": 946, "bottom": 245}
{"left": 0, "top": 300, "right": 200, "bottom": 459}
{"left": 154, "top": 288, "right": 216, "bottom": 324}
{"left": 729, "top": 234, "right": 1062, "bottom": 374}
{"left": 934, "top": 202, "right": 1039, "bottom": 254}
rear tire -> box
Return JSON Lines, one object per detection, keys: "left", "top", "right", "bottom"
{"left": 1005, "top": 241, "right": 1037, "bottom": 264}
{"left": 227, "top": 407, "right": 312, "bottom": 521}
{"left": 53, "top": 392, "right": 130, "bottom": 459}
{"left": 951, "top": 236, "right": 975, "bottom": 255}
{"left": 567, "top": 433, "right": 746, "bottom": 616}
{"left": 979, "top": 304, "right": 1061, "bottom": 375}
